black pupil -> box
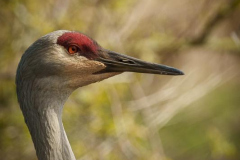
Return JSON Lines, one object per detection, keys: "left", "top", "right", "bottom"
{"left": 72, "top": 47, "right": 77, "bottom": 51}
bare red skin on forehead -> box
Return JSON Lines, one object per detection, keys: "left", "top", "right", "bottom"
{"left": 57, "top": 32, "right": 99, "bottom": 59}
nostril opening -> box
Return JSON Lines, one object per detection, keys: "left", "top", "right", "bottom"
{"left": 128, "top": 60, "right": 135, "bottom": 64}
{"left": 119, "top": 59, "right": 136, "bottom": 64}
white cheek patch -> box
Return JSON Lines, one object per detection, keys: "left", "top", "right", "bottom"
{"left": 43, "top": 44, "right": 106, "bottom": 77}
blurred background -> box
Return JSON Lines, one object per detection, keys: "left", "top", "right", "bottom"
{"left": 0, "top": 0, "right": 240, "bottom": 160}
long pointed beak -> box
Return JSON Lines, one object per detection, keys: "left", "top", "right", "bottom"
{"left": 95, "top": 50, "right": 184, "bottom": 75}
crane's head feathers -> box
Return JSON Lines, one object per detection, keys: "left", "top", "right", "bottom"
{"left": 57, "top": 32, "right": 99, "bottom": 60}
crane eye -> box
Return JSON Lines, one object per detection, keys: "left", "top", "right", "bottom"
{"left": 68, "top": 45, "right": 79, "bottom": 55}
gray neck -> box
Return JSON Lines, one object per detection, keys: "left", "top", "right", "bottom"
{"left": 17, "top": 77, "right": 76, "bottom": 160}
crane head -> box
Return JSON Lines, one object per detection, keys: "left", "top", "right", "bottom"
{"left": 17, "top": 30, "right": 183, "bottom": 89}
{"left": 16, "top": 30, "right": 184, "bottom": 160}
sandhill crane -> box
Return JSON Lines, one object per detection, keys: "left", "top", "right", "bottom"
{"left": 16, "top": 30, "right": 183, "bottom": 160}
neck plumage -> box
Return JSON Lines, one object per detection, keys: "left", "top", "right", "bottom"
{"left": 17, "top": 77, "right": 76, "bottom": 160}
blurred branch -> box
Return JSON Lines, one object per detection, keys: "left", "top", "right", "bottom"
{"left": 130, "top": 82, "right": 167, "bottom": 160}
{"left": 108, "top": 0, "right": 158, "bottom": 52}
{"left": 150, "top": 68, "right": 238, "bottom": 128}
{"left": 190, "top": 0, "right": 240, "bottom": 45}
{"left": 128, "top": 76, "right": 188, "bottom": 111}
{"left": 108, "top": 87, "right": 140, "bottom": 160}
{"left": 128, "top": 65, "right": 238, "bottom": 128}
{"left": 158, "top": 0, "right": 240, "bottom": 55}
